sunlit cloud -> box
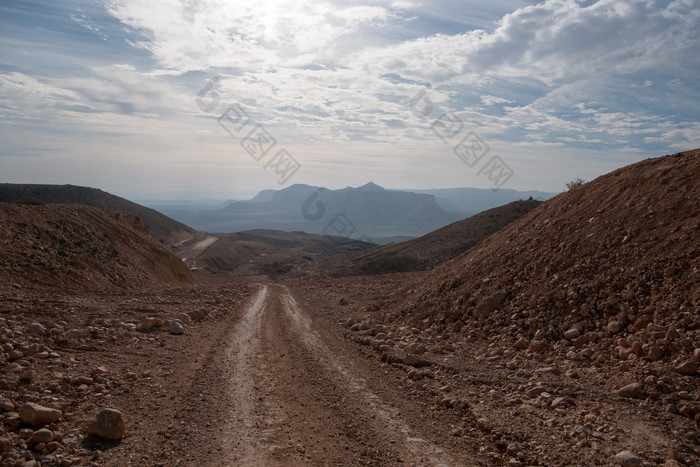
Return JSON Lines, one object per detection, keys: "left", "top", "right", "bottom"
{"left": 0, "top": 0, "right": 698, "bottom": 195}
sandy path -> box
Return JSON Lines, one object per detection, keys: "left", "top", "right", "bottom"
{"left": 219, "top": 284, "right": 472, "bottom": 466}
{"left": 178, "top": 236, "right": 219, "bottom": 261}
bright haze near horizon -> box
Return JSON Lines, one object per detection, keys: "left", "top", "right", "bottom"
{"left": 1, "top": 0, "right": 698, "bottom": 200}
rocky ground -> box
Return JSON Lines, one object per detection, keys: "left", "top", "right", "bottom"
{"left": 0, "top": 281, "right": 249, "bottom": 466}
{"left": 0, "top": 150, "right": 697, "bottom": 466}
{"left": 293, "top": 274, "right": 699, "bottom": 466}
{"left": 1, "top": 273, "right": 697, "bottom": 466}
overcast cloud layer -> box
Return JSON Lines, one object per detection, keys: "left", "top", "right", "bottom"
{"left": 1, "top": 0, "right": 698, "bottom": 197}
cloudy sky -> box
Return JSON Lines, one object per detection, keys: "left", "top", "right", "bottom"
{"left": 1, "top": 0, "right": 698, "bottom": 199}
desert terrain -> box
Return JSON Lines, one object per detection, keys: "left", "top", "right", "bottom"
{"left": 0, "top": 149, "right": 698, "bottom": 466}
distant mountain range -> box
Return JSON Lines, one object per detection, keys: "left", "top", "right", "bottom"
{"left": 178, "top": 183, "right": 557, "bottom": 242}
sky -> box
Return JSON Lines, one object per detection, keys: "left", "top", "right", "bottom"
{"left": 0, "top": 0, "right": 698, "bottom": 199}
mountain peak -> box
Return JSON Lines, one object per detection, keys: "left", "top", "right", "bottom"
{"left": 357, "top": 182, "right": 385, "bottom": 191}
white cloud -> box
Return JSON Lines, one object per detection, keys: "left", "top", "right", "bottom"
{"left": 1, "top": 0, "right": 698, "bottom": 194}
{"left": 481, "top": 95, "right": 515, "bottom": 106}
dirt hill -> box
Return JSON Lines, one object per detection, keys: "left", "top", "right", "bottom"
{"left": 174, "top": 229, "right": 375, "bottom": 278}
{"left": 0, "top": 203, "right": 199, "bottom": 291}
{"left": 338, "top": 149, "right": 699, "bottom": 464}
{"left": 383, "top": 149, "right": 698, "bottom": 345}
{"left": 0, "top": 184, "right": 197, "bottom": 244}
{"left": 320, "top": 199, "right": 542, "bottom": 276}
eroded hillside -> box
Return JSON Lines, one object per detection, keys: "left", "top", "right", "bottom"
{"left": 332, "top": 149, "right": 699, "bottom": 465}
{"left": 0, "top": 203, "right": 198, "bottom": 290}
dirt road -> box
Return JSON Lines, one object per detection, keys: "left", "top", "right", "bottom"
{"left": 176, "top": 235, "right": 219, "bottom": 269}
{"left": 217, "top": 284, "right": 481, "bottom": 466}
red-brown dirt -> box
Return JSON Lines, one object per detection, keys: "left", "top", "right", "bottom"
{"left": 317, "top": 199, "right": 542, "bottom": 276}
{"left": 336, "top": 149, "right": 699, "bottom": 465}
{"left": 0, "top": 149, "right": 697, "bottom": 467}
{"left": 0, "top": 203, "right": 199, "bottom": 290}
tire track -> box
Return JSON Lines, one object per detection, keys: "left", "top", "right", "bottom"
{"left": 221, "top": 284, "right": 463, "bottom": 466}
{"left": 279, "top": 285, "right": 457, "bottom": 466}
{"left": 222, "top": 284, "right": 268, "bottom": 465}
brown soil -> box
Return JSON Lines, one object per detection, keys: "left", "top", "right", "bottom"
{"left": 334, "top": 149, "right": 700, "bottom": 465}
{"left": 174, "top": 230, "right": 372, "bottom": 279}
{"left": 0, "top": 203, "right": 198, "bottom": 290}
{"left": 0, "top": 184, "right": 196, "bottom": 244}
{"left": 0, "top": 150, "right": 698, "bottom": 466}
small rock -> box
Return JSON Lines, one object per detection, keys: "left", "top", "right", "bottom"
{"left": 403, "top": 354, "right": 421, "bottom": 367}
{"left": 166, "top": 320, "right": 184, "bottom": 335}
{"left": 619, "top": 347, "right": 634, "bottom": 360}
{"left": 608, "top": 321, "right": 623, "bottom": 334}
{"left": 551, "top": 397, "right": 574, "bottom": 409}
{"left": 175, "top": 313, "right": 191, "bottom": 324}
{"left": 0, "top": 398, "right": 14, "bottom": 411}
{"left": 18, "top": 402, "right": 62, "bottom": 425}
{"left": 19, "top": 369, "right": 36, "bottom": 383}
{"left": 678, "top": 403, "right": 699, "bottom": 418}
{"left": 525, "top": 386, "right": 545, "bottom": 398}
{"left": 564, "top": 328, "right": 581, "bottom": 340}
{"left": 648, "top": 345, "right": 663, "bottom": 361}
{"left": 70, "top": 376, "right": 93, "bottom": 386}
{"left": 474, "top": 292, "right": 506, "bottom": 318}
{"left": 647, "top": 323, "right": 666, "bottom": 336}
{"left": 614, "top": 450, "right": 643, "bottom": 466}
{"left": 528, "top": 340, "right": 546, "bottom": 352}
{"left": 674, "top": 359, "right": 698, "bottom": 376}
{"left": 92, "top": 366, "right": 108, "bottom": 376}
{"left": 26, "top": 322, "right": 46, "bottom": 334}
{"left": 187, "top": 310, "right": 206, "bottom": 321}
{"left": 87, "top": 408, "right": 127, "bottom": 440}
{"left": 535, "top": 366, "right": 560, "bottom": 375}
{"left": 0, "top": 437, "right": 10, "bottom": 453}
{"left": 617, "top": 383, "right": 643, "bottom": 399}
{"left": 620, "top": 290, "right": 635, "bottom": 301}
{"left": 31, "top": 428, "right": 53, "bottom": 444}
{"left": 694, "top": 348, "right": 700, "bottom": 359}
{"left": 136, "top": 318, "right": 157, "bottom": 332}
{"left": 512, "top": 337, "right": 528, "bottom": 350}
{"left": 4, "top": 412, "right": 21, "bottom": 427}
{"left": 573, "top": 335, "right": 588, "bottom": 348}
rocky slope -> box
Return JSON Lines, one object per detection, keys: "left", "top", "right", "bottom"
{"left": 380, "top": 149, "right": 698, "bottom": 367}
{"left": 0, "top": 184, "right": 197, "bottom": 245}
{"left": 319, "top": 199, "right": 542, "bottom": 276}
{"left": 0, "top": 203, "right": 198, "bottom": 290}
{"left": 338, "top": 149, "right": 699, "bottom": 465}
